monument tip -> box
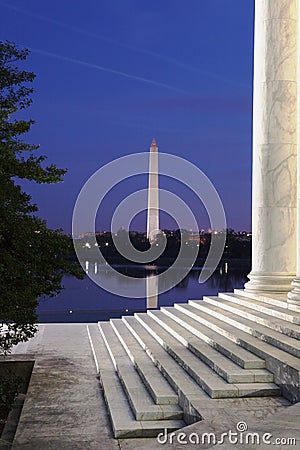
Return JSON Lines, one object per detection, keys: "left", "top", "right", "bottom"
{"left": 151, "top": 138, "right": 157, "bottom": 147}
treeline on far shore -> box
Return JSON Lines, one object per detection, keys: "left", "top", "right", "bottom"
{"left": 71, "top": 229, "right": 251, "bottom": 266}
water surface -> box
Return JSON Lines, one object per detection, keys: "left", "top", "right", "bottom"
{"left": 37, "top": 262, "right": 250, "bottom": 322}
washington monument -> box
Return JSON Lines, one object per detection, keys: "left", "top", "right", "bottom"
{"left": 146, "top": 139, "right": 159, "bottom": 243}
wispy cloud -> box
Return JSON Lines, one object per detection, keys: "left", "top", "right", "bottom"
{"left": 0, "top": 0, "right": 251, "bottom": 89}
{"left": 29, "top": 47, "right": 189, "bottom": 94}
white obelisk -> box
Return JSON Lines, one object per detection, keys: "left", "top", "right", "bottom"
{"left": 147, "top": 139, "right": 159, "bottom": 243}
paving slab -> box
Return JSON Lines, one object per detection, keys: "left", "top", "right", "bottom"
{"left": 119, "top": 397, "right": 295, "bottom": 450}
{"left": 10, "top": 323, "right": 119, "bottom": 450}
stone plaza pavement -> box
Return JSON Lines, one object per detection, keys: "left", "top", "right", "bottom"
{"left": 3, "top": 322, "right": 299, "bottom": 450}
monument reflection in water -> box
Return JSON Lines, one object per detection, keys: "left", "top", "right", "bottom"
{"left": 146, "top": 274, "right": 158, "bottom": 309}
{"left": 37, "top": 262, "right": 250, "bottom": 322}
{"left": 123, "top": 262, "right": 240, "bottom": 309}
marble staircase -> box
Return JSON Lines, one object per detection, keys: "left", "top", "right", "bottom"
{"left": 87, "top": 289, "right": 300, "bottom": 438}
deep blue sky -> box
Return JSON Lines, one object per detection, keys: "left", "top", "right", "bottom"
{"left": 1, "top": 0, "right": 254, "bottom": 234}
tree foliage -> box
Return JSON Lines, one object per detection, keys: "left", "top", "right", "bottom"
{"left": 0, "top": 41, "right": 83, "bottom": 355}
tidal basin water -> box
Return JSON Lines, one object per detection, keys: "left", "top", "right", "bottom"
{"left": 37, "top": 262, "right": 250, "bottom": 322}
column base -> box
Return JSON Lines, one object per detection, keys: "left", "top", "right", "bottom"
{"left": 287, "top": 278, "right": 300, "bottom": 312}
{"left": 244, "top": 272, "right": 296, "bottom": 294}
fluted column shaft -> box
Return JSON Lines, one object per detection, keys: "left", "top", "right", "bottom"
{"left": 287, "top": 1, "right": 300, "bottom": 309}
{"left": 245, "top": 0, "right": 298, "bottom": 293}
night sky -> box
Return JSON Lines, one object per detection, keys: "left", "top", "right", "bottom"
{"left": 1, "top": 0, "right": 254, "bottom": 234}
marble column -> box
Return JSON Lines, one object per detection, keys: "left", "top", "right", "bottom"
{"left": 287, "top": 1, "right": 300, "bottom": 309}
{"left": 245, "top": 0, "right": 298, "bottom": 293}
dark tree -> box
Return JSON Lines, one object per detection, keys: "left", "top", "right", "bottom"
{"left": 0, "top": 41, "right": 83, "bottom": 355}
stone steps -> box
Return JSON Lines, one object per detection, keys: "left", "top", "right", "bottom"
{"left": 234, "top": 289, "right": 300, "bottom": 314}
{"left": 122, "top": 315, "right": 210, "bottom": 412}
{"left": 176, "top": 302, "right": 300, "bottom": 367}
{"left": 98, "top": 321, "right": 183, "bottom": 421}
{"left": 87, "top": 323, "right": 185, "bottom": 438}
{"left": 147, "top": 309, "right": 273, "bottom": 383}
{"left": 193, "top": 298, "right": 300, "bottom": 357}
{"left": 206, "top": 294, "right": 300, "bottom": 339}
{"left": 109, "top": 319, "right": 178, "bottom": 405}
{"left": 175, "top": 302, "right": 300, "bottom": 402}
{"left": 87, "top": 290, "right": 300, "bottom": 438}
{"left": 160, "top": 305, "right": 266, "bottom": 369}
{"left": 234, "top": 289, "right": 292, "bottom": 309}
{"left": 134, "top": 312, "right": 279, "bottom": 399}
{"left": 219, "top": 292, "right": 300, "bottom": 325}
